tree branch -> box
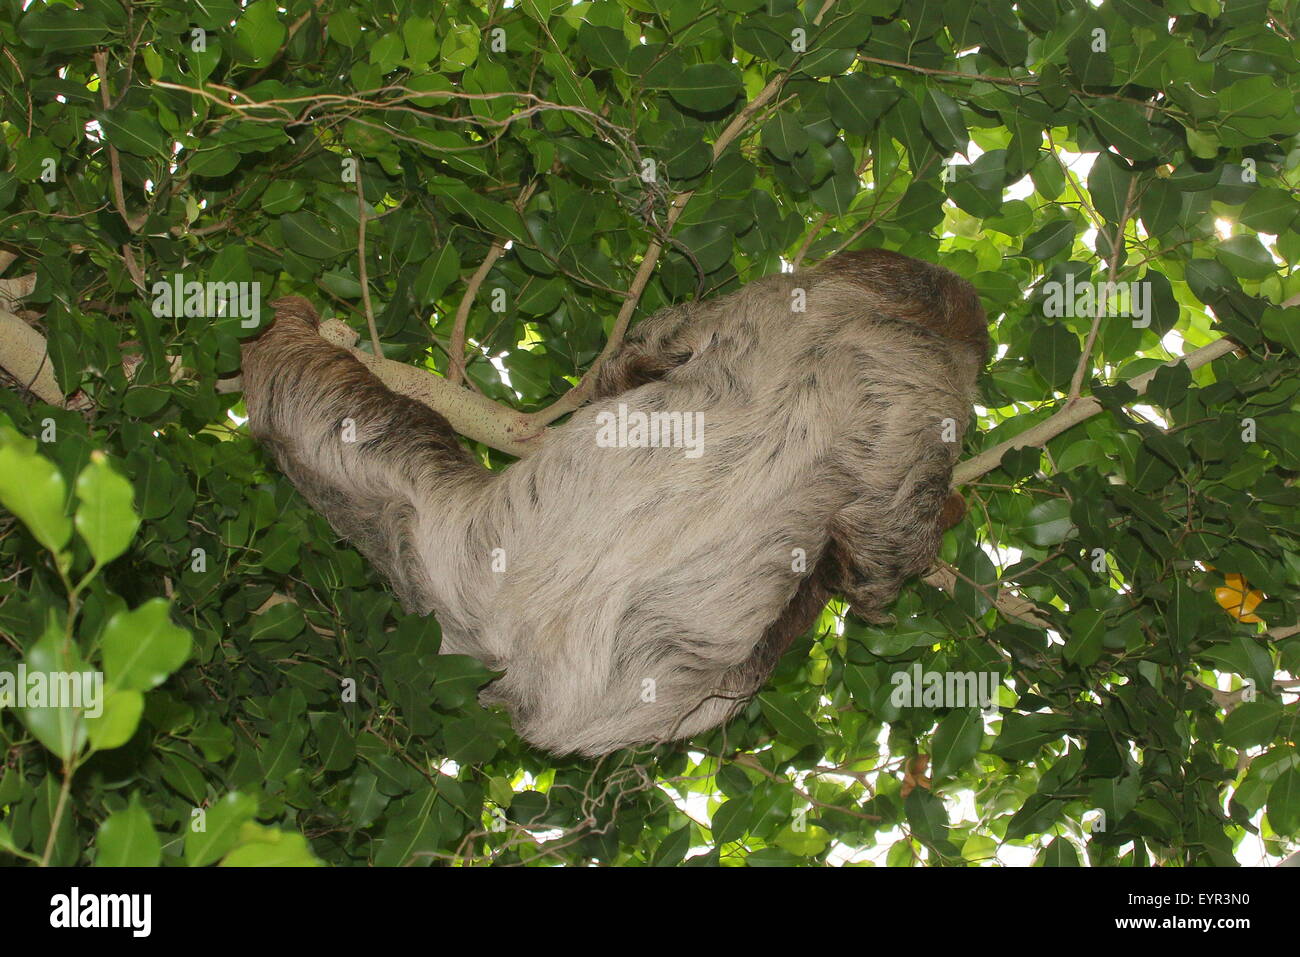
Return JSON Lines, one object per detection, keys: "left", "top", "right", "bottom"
{"left": 447, "top": 241, "right": 504, "bottom": 388}
{"left": 1067, "top": 169, "right": 1140, "bottom": 400}
{"left": 0, "top": 306, "right": 63, "bottom": 405}
{"left": 446, "top": 181, "right": 534, "bottom": 388}
{"left": 953, "top": 337, "right": 1240, "bottom": 487}
{"left": 93, "top": 50, "right": 147, "bottom": 233}
{"left": 316, "top": 319, "right": 540, "bottom": 456}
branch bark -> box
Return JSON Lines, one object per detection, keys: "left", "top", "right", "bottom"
{"left": 0, "top": 306, "right": 63, "bottom": 405}
{"left": 317, "top": 319, "right": 541, "bottom": 457}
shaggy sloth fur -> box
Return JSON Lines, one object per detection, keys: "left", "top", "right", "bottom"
{"left": 241, "top": 249, "right": 988, "bottom": 756}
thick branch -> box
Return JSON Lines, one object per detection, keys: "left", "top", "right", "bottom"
{"left": 316, "top": 319, "right": 540, "bottom": 456}
{"left": 0, "top": 307, "right": 63, "bottom": 405}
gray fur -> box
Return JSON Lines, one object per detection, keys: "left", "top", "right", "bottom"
{"left": 241, "top": 250, "right": 987, "bottom": 756}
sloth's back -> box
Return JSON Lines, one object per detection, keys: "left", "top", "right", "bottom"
{"left": 470, "top": 292, "right": 977, "bottom": 755}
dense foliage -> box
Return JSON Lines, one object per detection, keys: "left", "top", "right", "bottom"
{"left": 1, "top": 0, "right": 1299, "bottom": 866}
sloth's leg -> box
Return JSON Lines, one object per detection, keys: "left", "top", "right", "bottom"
{"left": 240, "top": 297, "right": 486, "bottom": 614}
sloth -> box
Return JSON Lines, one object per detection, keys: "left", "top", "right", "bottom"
{"left": 241, "top": 249, "right": 988, "bottom": 756}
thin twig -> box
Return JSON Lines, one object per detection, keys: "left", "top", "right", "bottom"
{"left": 447, "top": 242, "right": 504, "bottom": 387}
{"left": 93, "top": 50, "right": 147, "bottom": 233}
{"left": 1067, "top": 167, "right": 1140, "bottom": 400}
{"left": 355, "top": 164, "right": 381, "bottom": 355}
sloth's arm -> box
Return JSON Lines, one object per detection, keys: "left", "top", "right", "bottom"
{"left": 240, "top": 297, "right": 484, "bottom": 613}
{"left": 831, "top": 442, "right": 956, "bottom": 622}
{"left": 589, "top": 303, "right": 704, "bottom": 400}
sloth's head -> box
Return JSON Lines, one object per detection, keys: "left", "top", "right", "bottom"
{"left": 813, "top": 249, "right": 990, "bottom": 369}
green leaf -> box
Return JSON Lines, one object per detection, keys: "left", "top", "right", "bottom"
{"left": 0, "top": 821, "right": 22, "bottom": 859}
{"left": 1036, "top": 837, "right": 1080, "bottom": 866}
{"left": 921, "top": 89, "right": 966, "bottom": 153}
{"left": 1261, "top": 306, "right": 1300, "bottom": 355}
{"left": 578, "top": 25, "right": 628, "bottom": 69}
{"left": 74, "top": 452, "right": 139, "bottom": 566}
{"left": 19, "top": 4, "right": 111, "bottom": 51}
{"left": 1087, "top": 101, "right": 1158, "bottom": 161}
{"left": 763, "top": 113, "right": 807, "bottom": 162}
{"left": 98, "top": 111, "right": 169, "bottom": 158}
{"left": 435, "top": 186, "right": 529, "bottom": 244}
{"left": 773, "top": 823, "right": 830, "bottom": 856}
{"left": 1222, "top": 700, "right": 1281, "bottom": 749}
{"left": 348, "top": 772, "right": 390, "bottom": 827}
{"left": 1267, "top": 768, "right": 1300, "bottom": 836}
{"left": 279, "top": 212, "right": 349, "bottom": 260}
{"left": 1139, "top": 179, "right": 1182, "bottom": 236}
{"left": 758, "top": 692, "right": 820, "bottom": 747}
{"left": 220, "top": 825, "right": 322, "bottom": 866}
{"left": 429, "top": 654, "right": 493, "bottom": 708}
{"left": 95, "top": 798, "right": 161, "bottom": 867}
{"left": 1088, "top": 154, "right": 1135, "bottom": 224}
{"left": 1022, "top": 218, "right": 1076, "bottom": 260}
{"left": 931, "top": 709, "right": 983, "bottom": 779}
{"left": 1028, "top": 323, "right": 1081, "bottom": 392}
{"left": 0, "top": 435, "right": 72, "bottom": 554}
{"left": 1216, "top": 235, "right": 1279, "bottom": 280}
{"left": 661, "top": 63, "right": 742, "bottom": 113}
{"left": 16, "top": 620, "right": 92, "bottom": 760}
{"left": 236, "top": 0, "right": 286, "bottom": 63}
{"left": 994, "top": 713, "right": 1066, "bottom": 761}
{"left": 188, "top": 148, "right": 241, "bottom": 178}
{"left": 86, "top": 690, "right": 144, "bottom": 751}
{"left": 102, "top": 598, "right": 192, "bottom": 693}
{"left": 1065, "top": 609, "right": 1105, "bottom": 667}
{"left": 327, "top": 9, "right": 362, "bottom": 47}
{"left": 652, "top": 825, "right": 691, "bottom": 866}
{"left": 260, "top": 180, "right": 306, "bottom": 215}
{"left": 711, "top": 796, "right": 752, "bottom": 845}
{"left": 1006, "top": 793, "right": 1064, "bottom": 840}
{"left": 185, "top": 792, "right": 258, "bottom": 867}
{"left": 1091, "top": 770, "right": 1140, "bottom": 822}
{"left": 439, "top": 22, "right": 480, "bottom": 71}
{"left": 402, "top": 17, "right": 439, "bottom": 64}
{"left": 1240, "top": 188, "right": 1300, "bottom": 234}
{"left": 1164, "top": 582, "right": 1202, "bottom": 650}
{"left": 904, "top": 788, "right": 953, "bottom": 852}
{"left": 827, "top": 75, "right": 901, "bottom": 135}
